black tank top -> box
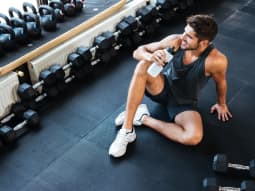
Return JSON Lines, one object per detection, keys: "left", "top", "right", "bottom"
{"left": 164, "top": 44, "right": 214, "bottom": 105}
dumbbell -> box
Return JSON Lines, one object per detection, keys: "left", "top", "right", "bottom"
{"left": 18, "top": 69, "right": 57, "bottom": 101}
{"left": 116, "top": 6, "right": 159, "bottom": 48}
{"left": 0, "top": 103, "right": 26, "bottom": 125}
{"left": 116, "top": 16, "right": 142, "bottom": 48}
{"left": 203, "top": 177, "right": 255, "bottom": 191}
{"left": 213, "top": 154, "right": 255, "bottom": 178}
{"left": 0, "top": 109, "right": 40, "bottom": 144}
{"left": 25, "top": 86, "right": 59, "bottom": 110}
{"left": 93, "top": 31, "right": 119, "bottom": 63}
{"left": 49, "top": 48, "right": 92, "bottom": 83}
{"left": 154, "top": 0, "right": 178, "bottom": 21}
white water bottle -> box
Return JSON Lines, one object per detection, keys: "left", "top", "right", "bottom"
{"left": 147, "top": 49, "right": 173, "bottom": 77}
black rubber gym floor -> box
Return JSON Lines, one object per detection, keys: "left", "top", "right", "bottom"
{"left": 1, "top": 0, "right": 255, "bottom": 190}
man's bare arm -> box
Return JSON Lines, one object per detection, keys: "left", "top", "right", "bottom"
{"left": 209, "top": 54, "right": 232, "bottom": 121}
{"left": 133, "top": 34, "right": 181, "bottom": 62}
{"left": 211, "top": 55, "right": 228, "bottom": 105}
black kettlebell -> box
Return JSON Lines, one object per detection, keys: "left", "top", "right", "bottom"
{"left": 60, "top": 0, "right": 76, "bottom": 17}
{"left": 8, "top": 7, "right": 29, "bottom": 45}
{"left": 23, "top": 2, "right": 38, "bottom": 21}
{"left": 39, "top": 5, "right": 57, "bottom": 31}
{"left": 0, "top": 23, "right": 16, "bottom": 51}
{"left": 71, "top": 0, "right": 84, "bottom": 12}
{"left": 49, "top": 0, "right": 65, "bottom": 22}
{"left": 23, "top": 2, "right": 42, "bottom": 38}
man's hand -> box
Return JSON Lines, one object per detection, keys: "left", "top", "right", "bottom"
{"left": 210, "top": 103, "right": 232, "bottom": 122}
{"left": 149, "top": 50, "right": 167, "bottom": 66}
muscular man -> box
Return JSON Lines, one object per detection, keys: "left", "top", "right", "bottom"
{"left": 109, "top": 14, "right": 232, "bottom": 158}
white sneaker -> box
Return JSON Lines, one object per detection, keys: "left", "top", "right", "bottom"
{"left": 108, "top": 128, "right": 136, "bottom": 158}
{"left": 114, "top": 104, "right": 150, "bottom": 126}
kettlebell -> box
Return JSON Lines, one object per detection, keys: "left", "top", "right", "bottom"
{"left": 0, "top": 23, "right": 16, "bottom": 51}
{"left": 71, "top": 0, "right": 84, "bottom": 12}
{"left": 23, "top": 2, "right": 42, "bottom": 38}
{"left": 39, "top": 5, "right": 57, "bottom": 31}
{"left": 8, "top": 7, "right": 29, "bottom": 45}
{"left": 60, "top": 0, "right": 76, "bottom": 17}
{"left": 49, "top": 0, "right": 65, "bottom": 22}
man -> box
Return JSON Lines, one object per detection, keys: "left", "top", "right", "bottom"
{"left": 109, "top": 14, "right": 232, "bottom": 158}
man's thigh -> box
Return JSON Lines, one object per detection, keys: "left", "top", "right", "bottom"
{"left": 174, "top": 110, "right": 203, "bottom": 132}
{"left": 145, "top": 74, "right": 165, "bottom": 96}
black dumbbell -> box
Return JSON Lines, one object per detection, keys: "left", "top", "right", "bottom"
{"left": 49, "top": 47, "right": 92, "bottom": 86}
{"left": 50, "top": 49, "right": 91, "bottom": 81}
{"left": 155, "top": 0, "right": 177, "bottom": 21}
{"left": 0, "top": 109, "right": 40, "bottom": 144}
{"left": 213, "top": 154, "right": 255, "bottom": 178}
{"left": 18, "top": 69, "right": 56, "bottom": 101}
{"left": 76, "top": 46, "right": 93, "bottom": 72}
{"left": 93, "top": 31, "right": 116, "bottom": 51}
{"left": 25, "top": 86, "right": 59, "bottom": 110}
{"left": 93, "top": 31, "right": 119, "bottom": 63}
{"left": 0, "top": 103, "right": 26, "bottom": 125}
{"left": 203, "top": 177, "right": 255, "bottom": 191}
{"left": 116, "top": 16, "right": 141, "bottom": 48}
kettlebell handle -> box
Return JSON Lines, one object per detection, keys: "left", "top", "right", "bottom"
{"left": 0, "top": 13, "right": 11, "bottom": 25}
{"left": 39, "top": 5, "right": 55, "bottom": 18}
{"left": 23, "top": 2, "right": 37, "bottom": 14}
{"left": 49, "top": 0, "right": 64, "bottom": 10}
{"left": 23, "top": 12, "right": 40, "bottom": 26}
{"left": 8, "top": 7, "right": 23, "bottom": 19}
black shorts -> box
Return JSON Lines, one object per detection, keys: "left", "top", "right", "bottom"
{"left": 145, "top": 75, "right": 198, "bottom": 122}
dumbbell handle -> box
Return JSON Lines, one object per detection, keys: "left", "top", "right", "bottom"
{"left": 33, "top": 80, "right": 44, "bottom": 89}
{"left": 228, "top": 162, "right": 250, "bottom": 170}
{"left": 0, "top": 113, "right": 15, "bottom": 124}
{"left": 13, "top": 120, "right": 28, "bottom": 131}
{"left": 219, "top": 186, "right": 240, "bottom": 191}
{"left": 35, "top": 93, "right": 47, "bottom": 102}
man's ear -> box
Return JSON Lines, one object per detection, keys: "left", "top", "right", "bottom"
{"left": 199, "top": 39, "right": 210, "bottom": 47}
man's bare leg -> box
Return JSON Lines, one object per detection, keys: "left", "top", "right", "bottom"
{"left": 108, "top": 60, "right": 165, "bottom": 157}
{"left": 122, "top": 60, "right": 165, "bottom": 130}
{"left": 142, "top": 110, "right": 203, "bottom": 145}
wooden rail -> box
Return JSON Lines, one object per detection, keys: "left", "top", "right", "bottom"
{"left": 0, "top": 0, "right": 127, "bottom": 76}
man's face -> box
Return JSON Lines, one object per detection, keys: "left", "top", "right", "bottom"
{"left": 181, "top": 25, "right": 201, "bottom": 50}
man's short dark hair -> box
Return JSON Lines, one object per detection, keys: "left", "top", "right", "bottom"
{"left": 187, "top": 14, "right": 218, "bottom": 42}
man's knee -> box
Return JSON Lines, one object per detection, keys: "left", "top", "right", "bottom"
{"left": 181, "top": 126, "right": 203, "bottom": 146}
{"left": 134, "top": 60, "right": 151, "bottom": 77}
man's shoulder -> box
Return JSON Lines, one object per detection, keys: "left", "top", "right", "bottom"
{"left": 206, "top": 48, "right": 228, "bottom": 73}
{"left": 207, "top": 48, "right": 227, "bottom": 65}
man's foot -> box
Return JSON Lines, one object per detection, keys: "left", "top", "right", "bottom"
{"left": 108, "top": 127, "right": 136, "bottom": 158}
{"left": 114, "top": 104, "right": 150, "bottom": 126}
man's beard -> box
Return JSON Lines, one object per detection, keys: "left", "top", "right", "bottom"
{"left": 181, "top": 39, "right": 200, "bottom": 51}
{"left": 183, "top": 42, "right": 200, "bottom": 51}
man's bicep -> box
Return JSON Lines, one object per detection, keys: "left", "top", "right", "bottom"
{"left": 145, "top": 34, "right": 181, "bottom": 52}
{"left": 159, "top": 34, "right": 182, "bottom": 49}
